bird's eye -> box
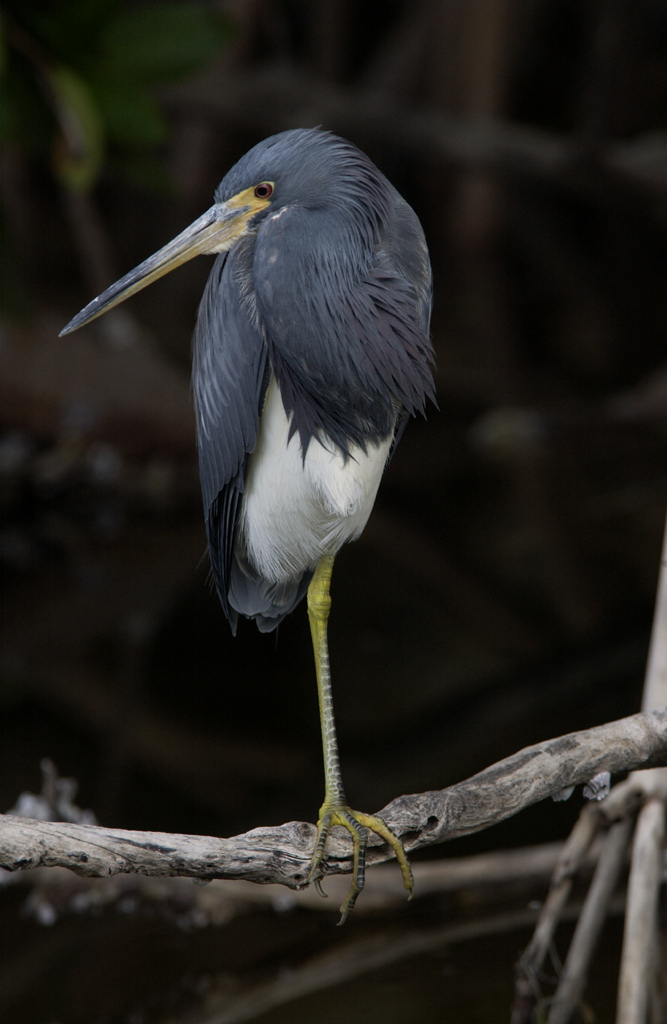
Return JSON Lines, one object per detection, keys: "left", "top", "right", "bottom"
{"left": 254, "top": 182, "right": 273, "bottom": 199}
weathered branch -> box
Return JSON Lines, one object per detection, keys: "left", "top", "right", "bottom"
{"left": 1, "top": 708, "right": 665, "bottom": 888}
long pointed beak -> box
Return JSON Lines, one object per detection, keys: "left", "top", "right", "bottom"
{"left": 59, "top": 201, "right": 253, "bottom": 336}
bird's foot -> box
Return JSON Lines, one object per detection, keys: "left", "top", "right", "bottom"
{"left": 308, "top": 802, "right": 414, "bottom": 924}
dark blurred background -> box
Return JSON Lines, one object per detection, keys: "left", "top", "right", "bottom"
{"left": 1, "top": 1, "right": 666, "bottom": 1021}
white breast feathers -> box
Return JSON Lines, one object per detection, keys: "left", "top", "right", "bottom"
{"left": 239, "top": 377, "right": 393, "bottom": 583}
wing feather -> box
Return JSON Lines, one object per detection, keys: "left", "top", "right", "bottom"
{"left": 192, "top": 248, "right": 268, "bottom": 626}
{"left": 252, "top": 187, "right": 434, "bottom": 460}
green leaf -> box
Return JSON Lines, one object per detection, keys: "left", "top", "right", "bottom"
{"left": 98, "top": 3, "right": 228, "bottom": 83}
{"left": 1, "top": 2, "right": 230, "bottom": 198}
{"left": 48, "top": 64, "right": 105, "bottom": 191}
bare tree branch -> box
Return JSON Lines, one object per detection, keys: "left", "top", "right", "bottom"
{"left": 546, "top": 816, "right": 634, "bottom": 1024}
{"left": 616, "top": 794, "right": 667, "bottom": 1024}
{"left": 1, "top": 708, "right": 665, "bottom": 888}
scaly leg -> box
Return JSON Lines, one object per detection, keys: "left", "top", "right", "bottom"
{"left": 306, "top": 554, "right": 414, "bottom": 923}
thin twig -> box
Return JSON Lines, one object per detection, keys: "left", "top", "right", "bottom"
{"left": 640, "top": 514, "right": 667, "bottom": 716}
{"left": 548, "top": 816, "right": 635, "bottom": 1024}
{"left": 616, "top": 795, "right": 667, "bottom": 1024}
{"left": 617, "top": 514, "right": 667, "bottom": 1024}
{"left": 512, "top": 805, "right": 602, "bottom": 1021}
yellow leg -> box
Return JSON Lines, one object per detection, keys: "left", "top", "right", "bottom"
{"left": 306, "top": 554, "right": 414, "bottom": 923}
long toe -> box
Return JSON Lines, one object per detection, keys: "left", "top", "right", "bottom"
{"left": 308, "top": 804, "right": 413, "bottom": 923}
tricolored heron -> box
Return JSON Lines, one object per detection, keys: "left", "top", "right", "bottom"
{"left": 61, "top": 128, "right": 435, "bottom": 920}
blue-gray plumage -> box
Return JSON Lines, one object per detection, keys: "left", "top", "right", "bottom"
{"left": 192, "top": 129, "right": 434, "bottom": 632}
{"left": 60, "top": 128, "right": 435, "bottom": 921}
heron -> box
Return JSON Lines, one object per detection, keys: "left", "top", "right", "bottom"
{"left": 61, "top": 128, "right": 435, "bottom": 921}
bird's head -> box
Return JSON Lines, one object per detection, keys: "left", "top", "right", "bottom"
{"left": 60, "top": 129, "right": 389, "bottom": 336}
